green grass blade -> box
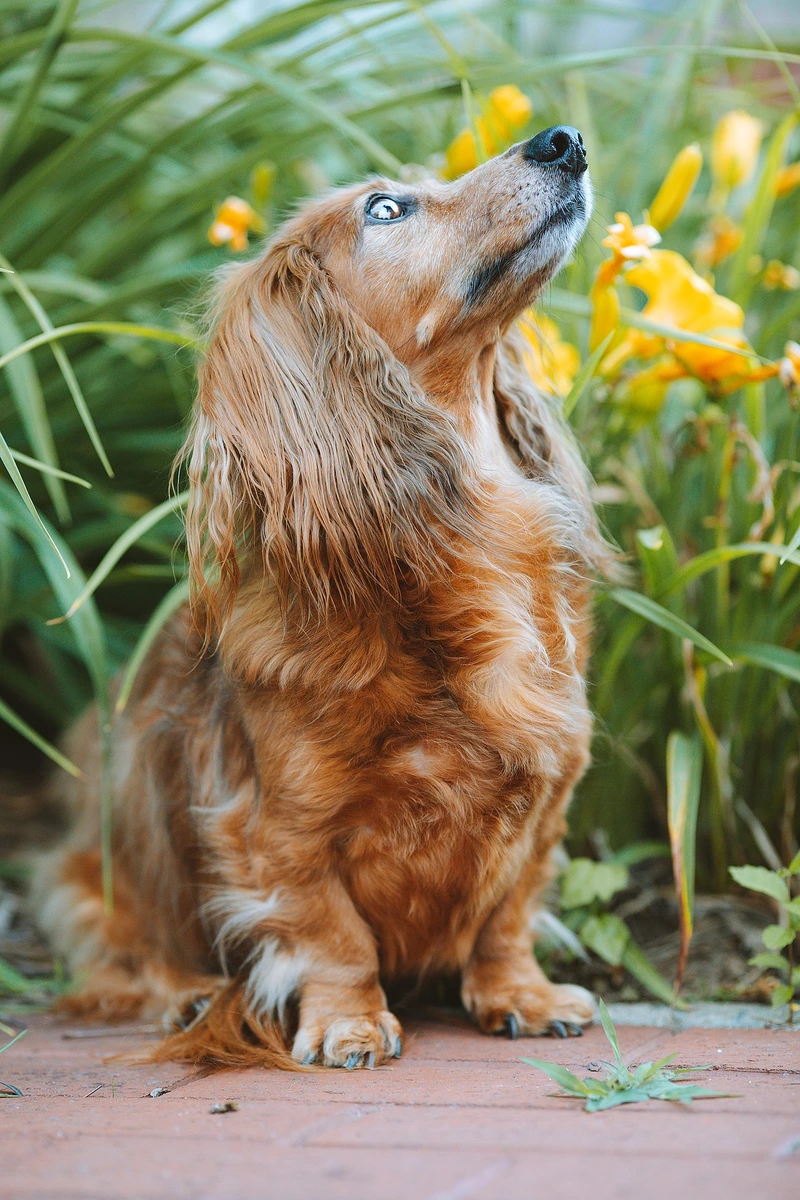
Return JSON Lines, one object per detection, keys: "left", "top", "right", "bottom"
{"left": 730, "top": 642, "right": 800, "bottom": 685}
{"left": 598, "top": 998, "right": 624, "bottom": 1068}
{"left": 621, "top": 938, "right": 684, "bottom": 1007}
{"left": 50, "top": 490, "right": 189, "bottom": 624}
{"left": 521, "top": 1058, "right": 593, "bottom": 1096}
{"left": 0, "top": 0, "right": 80, "bottom": 176}
{"left": 0, "top": 429, "right": 69, "bottom": 575}
{"left": 666, "top": 731, "right": 703, "bottom": 994}
{"left": 0, "top": 293, "right": 69, "bottom": 523}
{"left": 0, "top": 256, "right": 114, "bottom": 477}
{"left": 8, "top": 449, "right": 90, "bottom": 488}
{"left": 662, "top": 542, "right": 800, "bottom": 595}
{"left": 563, "top": 332, "right": 613, "bottom": 419}
{"left": 115, "top": 577, "right": 190, "bottom": 714}
{"left": 0, "top": 322, "right": 197, "bottom": 373}
{"left": 608, "top": 588, "right": 732, "bottom": 666}
{"left": 0, "top": 695, "right": 81, "bottom": 777}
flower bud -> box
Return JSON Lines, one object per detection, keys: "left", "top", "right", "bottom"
{"left": 711, "top": 111, "right": 762, "bottom": 193}
{"left": 648, "top": 144, "right": 702, "bottom": 231}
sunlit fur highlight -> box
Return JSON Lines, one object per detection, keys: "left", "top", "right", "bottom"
{"left": 33, "top": 138, "right": 613, "bottom": 1070}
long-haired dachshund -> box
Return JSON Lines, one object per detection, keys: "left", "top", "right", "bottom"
{"left": 34, "top": 125, "right": 611, "bottom": 1068}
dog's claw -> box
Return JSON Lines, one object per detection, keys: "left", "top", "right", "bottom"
{"left": 565, "top": 1022, "right": 584, "bottom": 1038}
{"left": 549, "top": 1020, "right": 568, "bottom": 1039}
{"left": 301, "top": 1052, "right": 317, "bottom": 1065}
{"left": 345, "top": 1052, "right": 361, "bottom": 1070}
{"left": 394, "top": 1038, "right": 402, "bottom": 1059}
{"left": 365, "top": 1051, "right": 375, "bottom": 1070}
{"left": 504, "top": 1013, "right": 520, "bottom": 1040}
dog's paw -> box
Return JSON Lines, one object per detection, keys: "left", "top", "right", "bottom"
{"left": 465, "top": 980, "right": 597, "bottom": 1039}
{"left": 291, "top": 1010, "right": 403, "bottom": 1069}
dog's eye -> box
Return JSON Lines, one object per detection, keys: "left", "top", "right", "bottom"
{"left": 366, "top": 195, "right": 404, "bottom": 222}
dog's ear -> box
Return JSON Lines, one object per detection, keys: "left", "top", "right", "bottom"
{"left": 493, "top": 327, "right": 610, "bottom": 573}
{"left": 184, "top": 238, "right": 472, "bottom": 631}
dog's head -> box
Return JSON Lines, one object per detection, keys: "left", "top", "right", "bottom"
{"left": 186, "top": 128, "right": 598, "bottom": 630}
{"left": 298, "top": 124, "right": 591, "bottom": 365}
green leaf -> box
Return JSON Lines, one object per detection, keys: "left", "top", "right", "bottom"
{"left": 622, "top": 938, "right": 681, "bottom": 1007}
{"left": 731, "top": 643, "right": 800, "bottom": 686}
{"left": 729, "top": 865, "right": 789, "bottom": 906}
{"left": 562, "top": 332, "right": 613, "bottom": 419}
{"left": 666, "top": 731, "right": 703, "bottom": 991}
{"left": 560, "top": 858, "right": 628, "bottom": 909}
{"left": 788, "top": 850, "right": 800, "bottom": 876}
{"left": 114, "top": 577, "right": 190, "bottom": 713}
{"left": 637, "top": 525, "right": 679, "bottom": 599}
{"left": 607, "top": 589, "right": 732, "bottom": 666}
{"left": 0, "top": 1028, "right": 26, "bottom": 1052}
{"left": 580, "top": 913, "right": 630, "bottom": 967}
{"left": 0, "top": 957, "right": 30, "bottom": 995}
{"left": 749, "top": 951, "right": 789, "bottom": 971}
{"left": 661, "top": 542, "right": 800, "bottom": 595}
{"left": 762, "top": 924, "right": 796, "bottom": 950}
{"left": 521, "top": 1058, "right": 592, "bottom": 1096}
{"left": 0, "top": 696, "right": 81, "bottom": 777}
{"left": 598, "top": 998, "right": 624, "bottom": 1069}
{"left": 770, "top": 984, "right": 794, "bottom": 1007}
{"left": 49, "top": 491, "right": 188, "bottom": 624}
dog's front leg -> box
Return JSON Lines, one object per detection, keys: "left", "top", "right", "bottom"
{"left": 461, "top": 838, "right": 596, "bottom": 1040}
{"left": 237, "top": 874, "right": 402, "bottom": 1069}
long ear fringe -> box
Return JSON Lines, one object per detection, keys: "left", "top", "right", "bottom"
{"left": 494, "top": 328, "right": 622, "bottom": 581}
{"left": 145, "top": 979, "right": 304, "bottom": 1071}
{"left": 181, "top": 242, "right": 480, "bottom": 636}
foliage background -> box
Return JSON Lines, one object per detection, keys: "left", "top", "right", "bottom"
{"left": 1, "top": 0, "right": 799, "bottom": 926}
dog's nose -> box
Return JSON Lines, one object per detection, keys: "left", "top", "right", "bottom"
{"left": 523, "top": 126, "right": 587, "bottom": 178}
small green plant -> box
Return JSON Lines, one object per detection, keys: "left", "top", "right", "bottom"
{"left": 523, "top": 1000, "right": 728, "bottom": 1112}
{"left": 0, "top": 1027, "right": 26, "bottom": 1098}
{"left": 730, "top": 852, "right": 800, "bottom": 1018}
{"left": 558, "top": 853, "right": 678, "bottom": 1005}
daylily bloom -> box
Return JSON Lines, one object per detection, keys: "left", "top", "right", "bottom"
{"left": 519, "top": 311, "right": 580, "bottom": 397}
{"left": 602, "top": 211, "right": 661, "bottom": 262}
{"left": 647, "top": 144, "right": 703, "bottom": 231}
{"left": 443, "top": 85, "right": 532, "bottom": 179}
{"left": 776, "top": 160, "right": 800, "bottom": 197}
{"left": 615, "top": 357, "right": 685, "bottom": 415}
{"left": 588, "top": 213, "right": 659, "bottom": 350}
{"left": 762, "top": 260, "right": 800, "bottom": 291}
{"left": 710, "top": 111, "right": 762, "bottom": 199}
{"left": 208, "top": 196, "right": 264, "bottom": 252}
{"left": 603, "top": 249, "right": 768, "bottom": 390}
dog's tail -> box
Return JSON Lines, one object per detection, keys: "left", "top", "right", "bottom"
{"left": 148, "top": 978, "right": 304, "bottom": 1071}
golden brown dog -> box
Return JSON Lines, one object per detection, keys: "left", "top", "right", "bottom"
{"left": 34, "top": 125, "right": 611, "bottom": 1069}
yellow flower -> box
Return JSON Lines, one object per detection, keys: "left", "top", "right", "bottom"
{"left": 604, "top": 250, "right": 757, "bottom": 386}
{"left": 443, "top": 86, "right": 532, "bottom": 179}
{"left": 762, "top": 260, "right": 800, "bottom": 290}
{"left": 519, "top": 311, "right": 580, "bottom": 397}
{"left": 602, "top": 211, "right": 661, "bottom": 261}
{"left": 776, "top": 160, "right": 800, "bottom": 197}
{"left": 694, "top": 212, "right": 743, "bottom": 271}
{"left": 488, "top": 85, "right": 533, "bottom": 137}
{"left": 711, "top": 111, "right": 762, "bottom": 196}
{"left": 647, "top": 144, "right": 703, "bottom": 231}
{"left": 208, "top": 196, "right": 263, "bottom": 252}
{"left": 780, "top": 341, "right": 800, "bottom": 391}
{"left": 588, "top": 212, "right": 659, "bottom": 352}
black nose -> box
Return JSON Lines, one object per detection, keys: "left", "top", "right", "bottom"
{"left": 523, "top": 125, "right": 587, "bottom": 178}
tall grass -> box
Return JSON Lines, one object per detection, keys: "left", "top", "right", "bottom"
{"left": 1, "top": 0, "right": 799, "bottom": 929}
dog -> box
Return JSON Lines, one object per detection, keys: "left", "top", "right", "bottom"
{"left": 33, "top": 124, "right": 611, "bottom": 1069}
